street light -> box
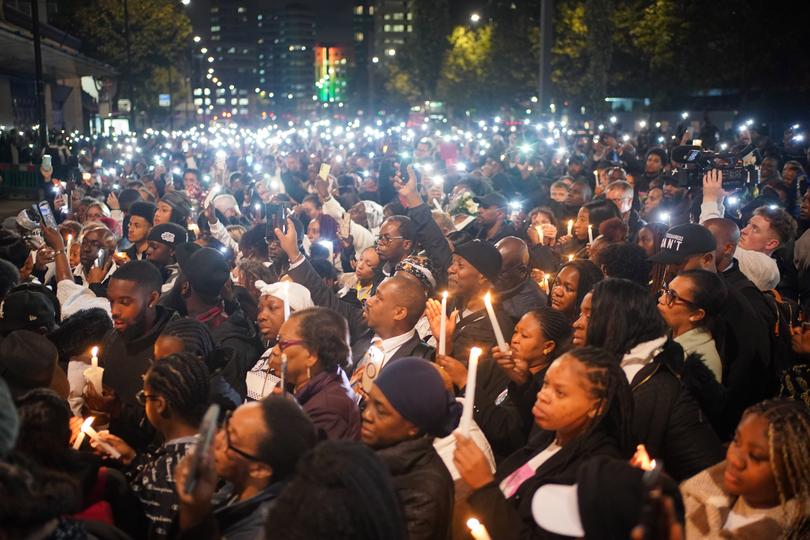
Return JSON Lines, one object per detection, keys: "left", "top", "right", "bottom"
{"left": 470, "top": 12, "right": 481, "bottom": 23}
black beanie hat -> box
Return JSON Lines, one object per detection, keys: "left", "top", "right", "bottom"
{"left": 178, "top": 247, "right": 229, "bottom": 299}
{"left": 374, "top": 357, "right": 462, "bottom": 438}
{"left": 129, "top": 201, "right": 156, "bottom": 224}
{"left": 453, "top": 240, "right": 503, "bottom": 285}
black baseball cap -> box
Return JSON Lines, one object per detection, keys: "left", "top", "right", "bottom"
{"left": 648, "top": 224, "right": 716, "bottom": 265}
{"left": 0, "top": 290, "right": 56, "bottom": 335}
{"left": 177, "top": 246, "right": 230, "bottom": 298}
{"left": 147, "top": 223, "right": 188, "bottom": 248}
{"left": 473, "top": 192, "right": 509, "bottom": 209}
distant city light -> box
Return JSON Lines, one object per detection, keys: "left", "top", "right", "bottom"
{"left": 470, "top": 12, "right": 481, "bottom": 23}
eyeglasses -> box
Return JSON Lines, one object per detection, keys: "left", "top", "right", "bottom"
{"left": 377, "top": 234, "right": 404, "bottom": 246}
{"left": 223, "top": 410, "right": 262, "bottom": 462}
{"left": 135, "top": 390, "right": 160, "bottom": 406}
{"left": 659, "top": 283, "right": 698, "bottom": 309}
{"left": 277, "top": 338, "right": 306, "bottom": 352}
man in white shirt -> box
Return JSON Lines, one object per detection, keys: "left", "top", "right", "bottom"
{"left": 700, "top": 170, "right": 794, "bottom": 291}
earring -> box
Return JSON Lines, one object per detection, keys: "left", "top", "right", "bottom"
{"left": 307, "top": 366, "right": 311, "bottom": 379}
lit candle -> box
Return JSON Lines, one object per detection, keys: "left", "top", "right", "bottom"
{"left": 282, "top": 281, "right": 290, "bottom": 321}
{"left": 587, "top": 224, "right": 594, "bottom": 244}
{"left": 82, "top": 422, "right": 122, "bottom": 459}
{"left": 467, "top": 518, "right": 492, "bottom": 540}
{"left": 72, "top": 416, "right": 94, "bottom": 450}
{"left": 568, "top": 254, "right": 574, "bottom": 262}
{"left": 567, "top": 219, "right": 573, "bottom": 236}
{"left": 91, "top": 346, "right": 99, "bottom": 368}
{"left": 439, "top": 291, "right": 448, "bottom": 356}
{"left": 483, "top": 292, "right": 508, "bottom": 352}
{"left": 542, "top": 275, "right": 549, "bottom": 294}
{"left": 460, "top": 347, "right": 482, "bottom": 435}
{"left": 535, "top": 225, "right": 543, "bottom": 245}
{"left": 84, "top": 346, "right": 104, "bottom": 393}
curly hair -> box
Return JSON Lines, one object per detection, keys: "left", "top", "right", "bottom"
{"left": 599, "top": 243, "right": 651, "bottom": 285}
{"left": 753, "top": 206, "right": 798, "bottom": 247}
{"left": 290, "top": 307, "right": 351, "bottom": 372}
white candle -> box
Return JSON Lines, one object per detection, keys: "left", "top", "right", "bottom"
{"left": 66, "top": 234, "right": 72, "bottom": 266}
{"left": 91, "top": 346, "right": 99, "bottom": 368}
{"left": 568, "top": 254, "right": 574, "bottom": 262}
{"left": 72, "top": 416, "right": 94, "bottom": 450}
{"left": 587, "top": 224, "right": 594, "bottom": 244}
{"left": 467, "top": 518, "right": 492, "bottom": 540}
{"left": 567, "top": 219, "right": 573, "bottom": 236}
{"left": 483, "top": 292, "right": 508, "bottom": 352}
{"left": 535, "top": 225, "right": 543, "bottom": 245}
{"left": 460, "top": 347, "right": 482, "bottom": 436}
{"left": 439, "top": 291, "right": 448, "bottom": 356}
{"left": 82, "top": 423, "right": 122, "bottom": 459}
{"left": 282, "top": 282, "right": 290, "bottom": 321}
{"left": 542, "top": 275, "right": 549, "bottom": 294}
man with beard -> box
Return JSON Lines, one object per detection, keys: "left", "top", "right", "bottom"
{"left": 660, "top": 175, "right": 696, "bottom": 226}
{"left": 89, "top": 261, "right": 177, "bottom": 449}
{"left": 473, "top": 192, "right": 517, "bottom": 244}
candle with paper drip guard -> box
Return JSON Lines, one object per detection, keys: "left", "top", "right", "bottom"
{"left": 483, "top": 292, "right": 508, "bottom": 353}
{"left": 83, "top": 346, "right": 104, "bottom": 394}
{"left": 459, "top": 347, "right": 482, "bottom": 436}
{"left": 438, "top": 291, "right": 448, "bottom": 356}
{"left": 567, "top": 219, "right": 573, "bottom": 236}
{"left": 467, "top": 518, "right": 492, "bottom": 540}
{"left": 535, "top": 225, "right": 543, "bottom": 245}
{"left": 587, "top": 224, "right": 594, "bottom": 244}
{"left": 81, "top": 418, "right": 122, "bottom": 459}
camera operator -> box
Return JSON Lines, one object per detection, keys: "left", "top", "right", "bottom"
{"left": 699, "top": 170, "right": 798, "bottom": 297}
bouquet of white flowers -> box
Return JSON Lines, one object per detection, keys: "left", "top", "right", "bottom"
{"left": 449, "top": 191, "right": 479, "bottom": 216}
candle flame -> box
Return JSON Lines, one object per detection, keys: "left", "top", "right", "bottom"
{"left": 469, "top": 347, "right": 482, "bottom": 362}
{"left": 467, "top": 518, "right": 483, "bottom": 531}
{"left": 483, "top": 291, "right": 492, "bottom": 304}
{"left": 636, "top": 444, "right": 654, "bottom": 471}
{"left": 441, "top": 290, "right": 448, "bottom": 299}
{"left": 91, "top": 346, "right": 99, "bottom": 357}
{"left": 67, "top": 234, "right": 72, "bottom": 242}
{"left": 81, "top": 416, "right": 95, "bottom": 432}
{"left": 568, "top": 254, "right": 574, "bottom": 261}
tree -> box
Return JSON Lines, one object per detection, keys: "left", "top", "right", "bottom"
{"left": 69, "top": 0, "right": 192, "bottom": 122}
{"left": 385, "top": 0, "right": 451, "bottom": 103}
{"left": 437, "top": 25, "right": 493, "bottom": 111}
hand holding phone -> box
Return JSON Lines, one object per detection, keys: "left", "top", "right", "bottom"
{"left": 184, "top": 404, "right": 221, "bottom": 494}
{"left": 42, "top": 155, "right": 52, "bottom": 172}
{"left": 37, "top": 201, "right": 57, "bottom": 228}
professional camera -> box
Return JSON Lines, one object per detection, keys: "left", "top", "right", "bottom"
{"left": 669, "top": 144, "right": 760, "bottom": 190}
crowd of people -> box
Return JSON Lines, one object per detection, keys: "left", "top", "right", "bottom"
{"left": 0, "top": 113, "right": 809, "bottom": 540}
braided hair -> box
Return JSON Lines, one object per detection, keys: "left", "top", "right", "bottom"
{"left": 159, "top": 318, "right": 216, "bottom": 361}
{"left": 743, "top": 399, "right": 810, "bottom": 536}
{"left": 566, "top": 346, "right": 636, "bottom": 458}
{"left": 526, "top": 307, "right": 573, "bottom": 362}
{"left": 145, "top": 352, "right": 210, "bottom": 426}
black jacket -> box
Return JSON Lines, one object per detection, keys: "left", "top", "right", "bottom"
{"left": 209, "top": 302, "right": 263, "bottom": 399}
{"left": 101, "top": 306, "right": 177, "bottom": 450}
{"left": 375, "top": 437, "right": 454, "bottom": 540}
{"left": 499, "top": 278, "right": 547, "bottom": 326}
{"left": 629, "top": 340, "right": 724, "bottom": 482}
{"left": 408, "top": 203, "right": 452, "bottom": 288}
{"left": 467, "top": 428, "right": 622, "bottom": 540}
{"left": 450, "top": 304, "right": 514, "bottom": 450}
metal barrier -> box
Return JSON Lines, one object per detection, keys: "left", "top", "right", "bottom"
{"left": 0, "top": 164, "right": 39, "bottom": 198}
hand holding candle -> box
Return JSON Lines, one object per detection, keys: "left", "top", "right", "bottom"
{"left": 439, "top": 291, "right": 448, "bottom": 356}
{"left": 483, "top": 292, "right": 508, "bottom": 353}
{"left": 567, "top": 219, "right": 573, "bottom": 236}
{"left": 82, "top": 419, "right": 122, "bottom": 459}
{"left": 72, "top": 416, "right": 94, "bottom": 450}
{"left": 459, "top": 347, "right": 482, "bottom": 435}
{"left": 84, "top": 346, "right": 104, "bottom": 395}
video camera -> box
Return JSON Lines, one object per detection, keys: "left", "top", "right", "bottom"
{"left": 670, "top": 144, "right": 760, "bottom": 191}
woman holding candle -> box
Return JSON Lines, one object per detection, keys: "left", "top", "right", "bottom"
{"left": 93, "top": 353, "right": 211, "bottom": 540}
{"left": 565, "top": 199, "right": 621, "bottom": 259}
{"left": 452, "top": 346, "right": 635, "bottom": 539}
{"left": 482, "top": 308, "right": 573, "bottom": 458}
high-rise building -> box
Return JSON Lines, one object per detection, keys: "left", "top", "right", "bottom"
{"left": 265, "top": 3, "right": 316, "bottom": 111}
{"left": 373, "top": 0, "right": 413, "bottom": 60}
{"left": 314, "top": 45, "right": 348, "bottom": 105}
{"left": 349, "top": 0, "right": 374, "bottom": 107}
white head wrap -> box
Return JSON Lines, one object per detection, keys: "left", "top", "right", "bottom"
{"left": 255, "top": 280, "right": 314, "bottom": 312}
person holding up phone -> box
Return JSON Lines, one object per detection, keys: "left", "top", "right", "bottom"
{"left": 174, "top": 397, "right": 317, "bottom": 540}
